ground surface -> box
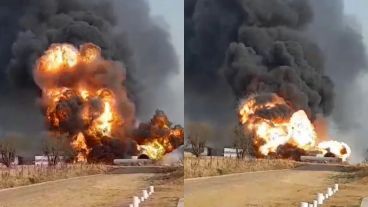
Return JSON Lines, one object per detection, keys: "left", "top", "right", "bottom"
{"left": 0, "top": 166, "right": 183, "bottom": 207}
{"left": 142, "top": 168, "right": 183, "bottom": 207}
{"left": 185, "top": 164, "right": 368, "bottom": 207}
{"left": 0, "top": 173, "right": 151, "bottom": 207}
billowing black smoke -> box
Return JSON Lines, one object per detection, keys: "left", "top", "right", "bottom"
{"left": 0, "top": 0, "right": 179, "bottom": 154}
{"left": 246, "top": 93, "right": 293, "bottom": 121}
{"left": 185, "top": 0, "right": 366, "bottom": 149}
{"left": 133, "top": 110, "right": 184, "bottom": 151}
{"left": 186, "top": 0, "right": 333, "bottom": 121}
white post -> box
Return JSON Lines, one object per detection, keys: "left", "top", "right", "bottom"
{"left": 143, "top": 190, "right": 149, "bottom": 199}
{"left": 129, "top": 204, "right": 133, "bottom": 207}
{"left": 334, "top": 183, "right": 339, "bottom": 192}
{"left": 317, "top": 193, "right": 324, "bottom": 204}
{"left": 141, "top": 197, "right": 145, "bottom": 202}
{"left": 325, "top": 193, "right": 329, "bottom": 199}
{"left": 149, "top": 186, "right": 154, "bottom": 194}
{"left": 313, "top": 200, "right": 317, "bottom": 207}
{"left": 133, "top": 196, "right": 140, "bottom": 207}
{"left": 328, "top": 187, "right": 333, "bottom": 196}
{"left": 300, "top": 202, "right": 308, "bottom": 207}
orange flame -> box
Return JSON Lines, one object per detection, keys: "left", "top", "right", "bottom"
{"left": 37, "top": 44, "right": 78, "bottom": 73}
{"left": 71, "top": 132, "right": 90, "bottom": 162}
{"left": 136, "top": 111, "right": 184, "bottom": 160}
{"left": 139, "top": 140, "right": 166, "bottom": 160}
{"left": 239, "top": 94, "right": 351, "bottom": 160}
{"left": 35, "top": 43, "right": 125, "bottom": 162}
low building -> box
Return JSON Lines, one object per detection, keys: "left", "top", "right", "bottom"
{"left": 224, "top": 148, "right": 243, "bottom": 158}
{"left": 34, "top": 155, "right": 65, "bottom": 166}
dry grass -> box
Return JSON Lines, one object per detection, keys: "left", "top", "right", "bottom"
{"left": 323, "top": 164, "right": 368, "bottom": 206}
{"left": 329, "top": 163, "right": 368, "bottom": 183}
{"left": 143, "top": 167, "right": 184, "bottom": 207}
{"left": 0, "top": 164, "right": 111, "bottom": 189}
{"left": 184, "top": 156, "right": 300, "bottom": 178}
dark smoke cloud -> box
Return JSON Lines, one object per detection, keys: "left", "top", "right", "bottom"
{"left": 306, "top": 0, "right": 368, "bottom": 161}
{"left": 307, "top": 0, "right": 367, "bottom": 127}
{"left": 133, "top": 110, "right": 184, "bottom": 150}
{"left": 185, "top": 0, "right": 364, "bottom": 148}
{"left": 110, "top": 0, "right": 181, "bottom": 122}
{"left": 224, "top": 27, "right": 334, "bottom": 118}
{"left": 185, "top": 0, "right": 241, "bottom": 126}
{"left": 0, "top": 0, "right": 179, "bottom": 153}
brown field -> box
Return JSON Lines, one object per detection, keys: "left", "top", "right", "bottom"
{"left": 0, "top": 164, "right": 110, "bottom": 189}
{"left": 0, "top": 165, "right": 183, "bottom": 207}
{"left": 324, "top": 164, "right": 368, "bottom": 206}
{"left": 185, "top": 158, "right": 368, "bottom": 206}
{"left": 184, "top": 156, "right": 300, "bottom": 178}
{"left": 0, "top": 173, "right": 152, "bottom": 207}
{"left": 143, "top": 167, "right": 184, "bottom": 207}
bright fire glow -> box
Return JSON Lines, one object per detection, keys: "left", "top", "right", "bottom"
{"left": 35, "top": 43, "right": 123, "bottom": 162}
{"left": 136, "top": 111, "right": 184, "bottom": 160}
{"left": 239, "top": 94, "right": 351, "bottom": 161}
{"left": 318, "top": 140, "right": 351, "bottom": 161}
{"left": 37, "top": 44, "right": 78, "bottom": 73}
{"left": 71, "top": 132, "right": 90, "bottom": 162}
{"left": 35, "top": 43, "right": 182, "bottom": 162}
{"left": 139, "top": 140, "right": 166, "bottom": 160}
{"left": 95, "top": 101, "right": 113, "bottom": 136}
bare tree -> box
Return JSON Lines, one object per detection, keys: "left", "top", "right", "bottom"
{"left": 42, "top": 135, "right": 72, "bottom": 166}
{"left": 186, "top": 122, "right": 213, "bottom": 157}
{"left": 364, "top": 149, "right": 368, "bottom": 163}
{"left": 0, "top": 137, "right": 16, "bottom": 168}
{"left": 233, "top": 125, "right": 253, "bottom": 159}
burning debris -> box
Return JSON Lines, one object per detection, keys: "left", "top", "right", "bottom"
{"left": 133, "top": 110, "right": 184, "bottom": 160}
{"left": 239, "top": 93, "right": 351, "bottom": 161}
{"left": 33, "top": 43, "right": 135, "bottom": 162}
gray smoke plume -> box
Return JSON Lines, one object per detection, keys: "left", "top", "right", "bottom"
{"left": 185, "top": 0, "right": 367, "bottom": 156}
{"left": 0, "top": 0, "right": 180, "bottom": 155}
{"left": 307, "top": 0, "right": 368, "bottom": 162}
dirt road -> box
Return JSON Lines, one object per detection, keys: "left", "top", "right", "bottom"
{"left": 185, "top": 165, "right": 345, "bottom": 207}
{"left": 0, "top": 173, "right": 152, "bottom": 207}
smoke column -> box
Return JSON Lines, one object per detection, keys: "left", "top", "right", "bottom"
{"left": 185, "top": 0, "right": 367, "bottom": 158}
{"left": 307, "top": 0, "right": 368, "bottom": 162}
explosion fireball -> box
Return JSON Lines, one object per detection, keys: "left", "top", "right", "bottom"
{"left": 33, "top": 43, "right": 183, "bottom": 162}
{"left": 134, "top": 110, "right": 184, "bottom": 160}
{"left": 239, "top": 93, "right": 351, "bottom": 161}
{"left": 34, "top": 43, "right": 135, "bottom": 162}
